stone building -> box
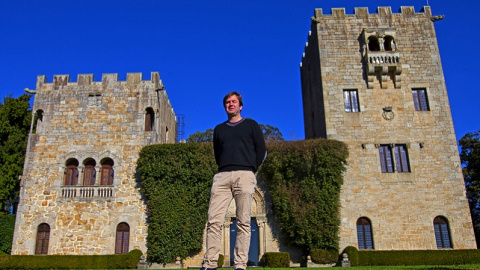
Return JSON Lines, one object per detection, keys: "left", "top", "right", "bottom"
{"left": 11, "top": 72, "right": 177, "bottom": 255}
{"left": 300, "top": 6, "right": 476, "bottom": 251}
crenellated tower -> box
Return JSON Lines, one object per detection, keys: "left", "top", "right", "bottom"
{"left": 301, "top": 6, "right": 476, "bottom": 250}
{"left": 12, "top": 72, "right": 177, "bottom": 255}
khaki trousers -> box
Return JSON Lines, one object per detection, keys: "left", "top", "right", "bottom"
{"left": 203, "top": 170, "right": 257, "bottom": 269}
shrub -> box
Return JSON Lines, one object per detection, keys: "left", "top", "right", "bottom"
{"left": 310, "top": 248, "right": 338, "bottom": 264}
{"left": 342, "top": 246, "right": 359, "bottom": 266}
{"left": 0, "top": 249, "right": 143, "bottom": 269}
{"left": 137, "top": 139, "right": 348, "bottom": 263}
{"left": 217, "top": 254, "right": 224, "bottom": 267}
{"left": 358, "top": 249, "right": 480, "bottom": 266}
{"left": 262, "top": 252, "right": 290, "bottom": 267}
{"left": 259, "top": 139, "right": 348, "bottom": 253}
{"left": 0, "top": 213, "right": 15, "bottom": 254}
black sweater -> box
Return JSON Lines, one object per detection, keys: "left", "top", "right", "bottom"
{"left": 213, "top": 118, "right": 266, "bottom": 173}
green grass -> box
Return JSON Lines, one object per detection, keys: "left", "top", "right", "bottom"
{"left": 253, "top": 266, "right": 480, "bottom": 270}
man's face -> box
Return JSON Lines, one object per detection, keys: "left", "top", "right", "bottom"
{"left": 224, "top": 95, "right": 242, "bottom": 117}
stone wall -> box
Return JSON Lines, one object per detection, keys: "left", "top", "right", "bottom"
{"left": 12, "top": 72, "right": 177, "bottom": 255}
{"left": 301, "top": 6, "right": 476, "bottom": 250}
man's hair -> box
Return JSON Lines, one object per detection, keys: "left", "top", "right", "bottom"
{"left": 223, "top": 91, "right": 243, "bottom": 108}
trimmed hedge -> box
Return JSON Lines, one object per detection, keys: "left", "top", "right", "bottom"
{"left": 137, "top": 139, "right": 348, "bottom": 263}
{"left": 0, "top": 249, "right": 142, "bottom": 269}
{"left": 341, "top": 246, "right": 480, "bottom": 266}
{"left": 359, "top": 249, "right": 480, "bottom": 266}
{"left": 310, "top": 248, "right": 338, "bottom": 264}
{"left": 0, "top": 213, "right": 15, "bottom": 254}
{"left": 259, "top": 139, "right": 348, "bottom": 253}
{"left": 262, "top": 252, "right": 290, "bottom": 267}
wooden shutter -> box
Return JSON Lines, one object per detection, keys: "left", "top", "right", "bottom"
{"left": 115, "top": 223, "right": 130, "bottom": 254}
{"left": 35, "top": 223, "right": 50, "bottom": 255}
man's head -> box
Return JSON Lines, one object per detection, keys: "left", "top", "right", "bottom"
{"left": 223, "top": 91, "right": 243, "bottom": 119}
{"left": 223, "top": 91, "right": 243, "bottom": 108}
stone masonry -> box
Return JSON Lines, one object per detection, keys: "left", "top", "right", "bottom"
{"left": 12, "top": 72, "right": 177, "bottom": 255}
{"left": 301, "top": 6, "right": 476, "bottom": 250}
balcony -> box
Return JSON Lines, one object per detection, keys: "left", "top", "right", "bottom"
{"left": 61, "top": 186, "right": 114, "bottom": 199}
{"left": 365, "top": 51, "right": 402, "bottom": 89}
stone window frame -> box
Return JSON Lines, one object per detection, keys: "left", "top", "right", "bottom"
{"left": 434, "top": 216, "right": 452, "bottom": 249}
{"left": 115, "top": 222, "right": 130, "bottom": 254}
{"left": 35, "top": 223, "right": 50, "bottom": 255}
{"left": 343, "top": 89, "right": 360, "bottom": 112}
{"left": 356, "top": 217, "right": 374, "bottom": 250}
{"left": 412, "top": 88, "right": 430, "bottom": 111}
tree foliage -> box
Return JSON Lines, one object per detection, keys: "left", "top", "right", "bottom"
{"left": 259, "top": 123, "right": 284, "bottom": 141}
{"left": 137, "top": 139, "right": 347, "bottom": 263}
{"left": 459, "top": 129, "right": 480, "bottom": 247}
{"left": 185, "top": 123, "right": 284, "bottom": 143}
{"left": 186, "top": 128, "right": 213, "bottom": 143}
{"left": 0, "top": 94, "right": 31, "bottom": 213}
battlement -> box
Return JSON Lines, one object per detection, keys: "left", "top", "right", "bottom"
{"left": 313, "top": 6, "right": 432, "bottom": 19}
{"left": 35, "top": 72, "right": 164, "bottom": 91}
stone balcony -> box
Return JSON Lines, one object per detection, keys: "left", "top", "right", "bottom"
{"left": 61, "top": 186, "right": 114, "bottom": 199}
{"left": 365, "top": 50, "right": 402, "bottom": 89}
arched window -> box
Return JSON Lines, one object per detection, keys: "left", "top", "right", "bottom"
{"left": 145, "top": 108, "right": 155, "bottom": 132}
{"left": 83, "top": 158, "right": 96, "bottom": 186}
{"left": 100, "top": 158, "right": 114, "bottom": 186}
{"left": 434, "top": 216, "right": 452, "bottom": 248}
{"left": 32, "top": 109, "right": 44, "bottom": 134}
{"left": 357, "top": 217, "right": 374, "bottom": 249}
{"left": 35, "top": 223, "right": 50, "bottom": 255}
{"left": 64, "top": 158, "right": 79, "bottom": 186}
{"left": 115, "top": 222, "right": 130, "bottom": 254}
{"left": 384, "top": 36, "right": 395, "bottom": 51}
{"left": 368, "top": 36, "right": 380, "bottom": 51}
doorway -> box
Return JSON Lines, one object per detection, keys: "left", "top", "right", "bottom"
{"left": 229, "top": 219, "right": 259, "bottom": 266}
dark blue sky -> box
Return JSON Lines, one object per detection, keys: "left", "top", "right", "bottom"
{"left": 1, "top": 0, "right": 478, "bottom": 141}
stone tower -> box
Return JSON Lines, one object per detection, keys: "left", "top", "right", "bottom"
{"left": 300, "top": 6, "right": 476, "bottom": 250}
{"left": 12, "top": 72, "right": 177, "bottom": 255}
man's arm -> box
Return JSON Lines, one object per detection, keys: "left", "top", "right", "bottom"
{"left": 253, "top": 121, "right": 267, "bottom": 170}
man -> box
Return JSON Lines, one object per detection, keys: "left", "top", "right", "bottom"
{"left": 201, "top": 92, "right": 266, "bottom": 270}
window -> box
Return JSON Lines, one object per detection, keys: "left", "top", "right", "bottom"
{"left": 379, "top": 144, "right": 410, "bottom": 173}
{"left": 357, "top": 218, "right": 374, "bottom": 249}
{"left": 434, "top": 216, "right": 452, "bottom": 248}
{"left": 343, "top": 90, "right": 360, "bottom": 112}
{"left": 83, "top": 158, "right": 96, "bottom": 186}
{"left": 412, "top": 88, "right": 430, "bottom": 111}
{"left": 35, "top": 223, "right": 50, "bottom": 255}
{"left": 379, "top": 145, "right": 394, "bottom": 173}
{"left": 32, "top": 110, "right": 44, "bottom": 134}
{"left": 394, "top": 145, "right": 410, "bottom": 172}
{"left": 145, "top": 108, "right": 155, "bottom": 131}
{"left": 384, "top": 36, "right": 395, "bottom": 51}
{"left": 64, "top": 159, "right": 79, "bottom": 186}
{"left": 115, "top": 222, "right": 130, "bottom": 254}
{"left": 368, "top": 36, "right": 380, "bottom": 51}
{"left": 100, "top": 158, "right": 114, "bottom": 186}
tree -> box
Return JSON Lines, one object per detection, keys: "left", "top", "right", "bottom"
{"left": 0, "top": 94, "right": 32, "bottom": 213}
{"left": 186, "top": 128, "right": 213, "bottom": 143}
{"left": 459, "top": 129, "right": 480, "bottom": 247}
{"left": 259, "top": 123, "right": 284, "bottom": 141}
{"left": 186, "top": 123, "right": 284, "bottom": 143}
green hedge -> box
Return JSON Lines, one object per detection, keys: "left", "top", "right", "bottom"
{"left": 310, "top": 248, "right": 338, "bottom": 264}
{"left": 137, "top": 139, "right": 348, "bottom": 263}
{"left": 0, "top": 213, "right": 15, "bottom": 254}
{"left": 259, "top": 139, "right": 348, "bottom": 253}
{"left": 341, "top": 246, "right": 480, "bottom": 266}
{"left": 262, "top": 252, "right": 290, "bottom": 267}
{"left": 0, "top": 249, "right": 142, "bottom": 269}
